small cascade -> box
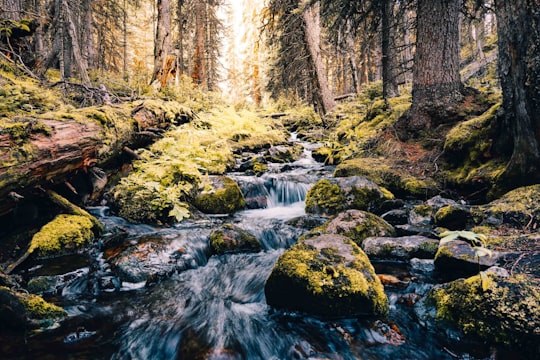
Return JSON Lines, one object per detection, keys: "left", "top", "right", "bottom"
{"left": 265, "top": 177, "right": 310, "bottom": 208}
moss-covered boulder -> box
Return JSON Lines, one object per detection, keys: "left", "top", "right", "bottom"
{"left": 434, "top": 240, "right": 500, "bottom": 278}
{"left": 28, "top": 214, "right": 95, "bottom": 258}
{"left": 362, "top": 236, "right": 439, "bottom": 260}
{"left": 429, "top": 273, "right": 540, "bottom": 350}
{"left": 265, "top": 234, "right": 389, "bottom": 317}
{"left": 17, "top": 293, "right": 66, "bottom": 321}
{"left": 264, "top": 144, "right": 302, "bottom": 163}
{"left": 314, "top": 209, "right": 395, "bottom": 246}
{"left": 209, "top": 224, "right": 262, "bottom": 255}
{"left": 193, "top": 176, "right": 246, "bottom": 215}
{"left": 0, "top": 287, "right": 26, "bottom": 331}
{"left": 434, "top": 205, "right": 471, "bottom": 230}
{"left": 473, "top": 184, "right": 540, "bottom": 229}
{"left": 334, "top": 158, "right": 438, "bottom": 198}
{"left": 305, "top": 176, "right": 393, "bottom": 215}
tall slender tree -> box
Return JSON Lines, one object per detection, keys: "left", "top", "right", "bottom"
{"left": 151, "top": 0, "right": 172, "bottom": 88}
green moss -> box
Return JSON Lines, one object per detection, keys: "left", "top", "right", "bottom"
{"left": 209, "top": 224, "right": 261, "bottom": 254}
{"left": 430, "top": 274, "right": 540, "bottom": 347}
{"left": 413, "top": 205, "right": 434, "bottom": 217}
{"left": 194, "top": 176, "right": 245, "bottom": 214}
{"left": 18, "top": 293, "right": 66, "bottom": 320}
{"left": 252, "top": 161, "right": 268, "bottom": 175}
{"left": 29, "top": 214, "right": 94, "bottom": 257}
{"left": 305, "top": 179, "right": 346, "bottom": 215}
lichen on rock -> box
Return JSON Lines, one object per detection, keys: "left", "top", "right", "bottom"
{"left": 265, "top": 234, "right": 389, "bottom": 317}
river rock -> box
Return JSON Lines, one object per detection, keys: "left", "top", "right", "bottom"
{"left": 264, "top": 144, "right": 302, "bottom": 163}
{"left": 209, "top": 224, "right": 262, "bottom": 255}
{"left": 235, "top": 177, "right": 270, "bottom": 209}
{"left": 408, "top": 205, "right": 433, "bottom": 227}
{"left": 193, "top": 176, "right": 246, "bottom": 215}
{"left": 305, "top": 176, "right": 393, "bottom": 215}
{"left": 433, "top": 205, "right": 471, "bottom": 230}
{"left": 434, "top": 239, "right": 500, "bottom": 279}
{"left": 380, "top": 209, "right": 409, "bottom": 225}
{"left": 362, "top": 236, "right": 439, "bottom": 260}
{"left": 0, "top": 288, "right": 26, "bottom": 332}
{"left": 317, "top": 209, "right": 395, "bottom": 246}
{"left": 265, "top": 234, "right": 389, "bottom": 317}
{"left": 429, "top": 273, "right": 540, "bottom": 351}
{"left": 473, "top": 184, "right": 540, "bottom": 229}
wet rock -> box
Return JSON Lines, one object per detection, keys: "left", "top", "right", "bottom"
{"left": 434, "top": 240, "right": 500, "bottom": 279}
{"left": 264, "top": 144, "right": 302, "bottom": 163}
{"left": 362, "top": 236, "right": 439, "bottom": 261}
{"left": 265, "top": 234, "right": 389, "bottom": 317}
{"left": 286, "top": 215, "right": 328, "bottom": 231}
{"left": 409, "top": 258, "right": 435, "bottom": 276}
{"left": 235, "top": 177, "right": 269, "bottom": 209}
{"left": 0, "top": 288, "right": 26, "bottom": 332}
{"left": 433, "top": 205, "right": 471, "bottom": 230}
{"left": 209, "top": 224, "right": 262, "bottom": 255}
{"left": 316, "top": 209, "right": 395, "bottom": 246}
{"left": 27, "top": 276, "right": 58, "bottom": 295}
{"left": 429, "top": 273, "right": 540, "bottom": 351}
{"left": 394, "top": 224, "right": 435, "bottom": 237}
{"left": 194, "top": 176, "right": 246, "bottom": 215}
{"left": 381, "top": 209, "right": 409, "bottom": 225}
{"left": 425, "top": 195, "right": 460, "bottom": 210}
{"left": 473, "top": 184, "right": 540, "bottom": 229}
{"left": 305, "top": 176, "right": 393, "bottom": 215}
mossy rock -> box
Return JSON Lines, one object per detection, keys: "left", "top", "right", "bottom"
{"left": 315, "top": 209, "right": 395, "bottom": 246}
{"left": 0, "top": 287, "right": 26, "bottom": 331}
{"left": 305, "top": 176, "right": 393, "bottom": 216}
{"left": 334, "top": 158, "right": 438, "bottom": 198}
{"left": 209, "top": 224, "right": 262, "bottom": 255}
{"left": 473, "top": 184, "right": 540, "bottom": 229}
{"left": 362, "top": 235, "right": 439, "bottom": 260}
{"left": 265, "top": 234, "right": 389, "bottom": 317}
{"left": 29, "top": 214, "right": 94, "bottom": 258}
{"left": 17, "top": 293, "right": 66, "bottom": 320}
{"left": 429, "top": 273, "right": 540, "bottom": 349}
{"left": 193, "top": 176, "right": 246, "bottom": 214}
{"left": 264, "top": 144, "right": 303, "bottom": 163}
{"left": 434, "top": 205, "right": 471, "bottom": 230}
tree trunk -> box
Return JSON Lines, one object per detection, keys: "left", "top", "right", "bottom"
{"left": 61, "top": 0, "right": 91, "bottom": 85}
{"left": 1, "top": 0, "right": 22, "bottom": 20}
{"left": 494, "top": 0, "right": 540, "bottom": 190}
{"left": 0, "top": 100, "right": 193, "bottom": 217}
{"left": 151, "top": 0, "right": 172, "bottom": 89}
{"left": 301, "top": 0, "right": 336, "bottom": 115}
{"left": 381, "top": 0, "right": 399, "bottom": 102}
{"left": 191, "top": 0, "right": 207, "bottom": 88}
{"left": 397, "top": 0, "right": 462, "bottom": 137}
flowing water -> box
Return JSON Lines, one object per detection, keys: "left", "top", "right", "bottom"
{"left": 3, "top": 141, "right": 490, "bottom": 359}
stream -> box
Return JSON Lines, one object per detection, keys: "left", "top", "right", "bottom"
{"left": 2, "top": 140, "right": 491, "bottom": 360}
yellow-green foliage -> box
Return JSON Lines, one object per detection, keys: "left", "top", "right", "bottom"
{"left": 0, "top": 63, "right": 64, "bottom": 117}
{"left": 430, "top": 273, "right": 540, "bottom": 346}
{"left": 134, "top": 99, "right": 195, "bottom": 124}
{"left": 18, "top": 293, "right": 66, "bottom": 320}
{"left": 305, "top": 179, "right": 346, "bottom": 215}
{"left": 157, "top": 74, "right": 225, "bottom": 112}
{"left": 29, "top": 214, "right": 94, "bottom": 257}
{"left": 112, "top": 106, "right": 287, "bottom": 224}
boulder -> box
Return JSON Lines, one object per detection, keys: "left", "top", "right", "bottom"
{"left": 434, "top": 239, "right": 499, "bottom": 279}
{"left": 429, "top": 273, "right": 540, "bottom": 351}
{"left": 362, "top": 236, "right": 439, "bottom": 261}
{"left": 316, "top": 209, "right": 395, "bottom": 246}
{"left": 264, "top": 144, "right": 302, "bottom": 163}
{"left": 433, "top": 205, "right": 471, "bottom": 230}
{"left": 305, "top": 176, "right": 393, "bottom": 215}
{"left": 194, "top": 176, "right": 246, "bottom": 215}
{"left": 209, "top": 224, "right": 262, "bottom": 255}
{"left": 265, "top": 234, "right": 389, "bottom": 317}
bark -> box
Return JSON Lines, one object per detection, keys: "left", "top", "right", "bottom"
{"left": 0, "top": 101, "right": 193, "bottom": 217}
{"left": 301, "top": 0, "right": 336, "bottom": 114}
{"left": 151, "top": 0, "right": 172, "bottom": 89}
{"left": 381, "top": 0, "right": 399, "bottom": 102}
{"left": 494, "top": 0, "right": 540, "bottom": 189}
{"left": 191, "top": 0, "right": 206, "bottom": 88}
{"left": 1, "top": 0, "right": 22, "bottom": 20}
{"left": 398, "top": 0, "right": 462, "bottom": 137}
{"left": 61, "top": 0, "right": 91, "bottom": 85}
{"left": 345, "top": 20, "right": 361, "bottom": 95}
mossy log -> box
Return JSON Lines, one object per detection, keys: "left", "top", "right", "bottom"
{"left": 0, "top": 100, "right": 193, "bottom": 217}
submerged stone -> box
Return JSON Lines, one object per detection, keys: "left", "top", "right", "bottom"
{"left": 265, "top": 234, "right": 389, "bottom": 317}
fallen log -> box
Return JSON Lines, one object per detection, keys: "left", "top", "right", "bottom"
{"left": 0, "top": 99, "right": 193, "bottom": 217}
